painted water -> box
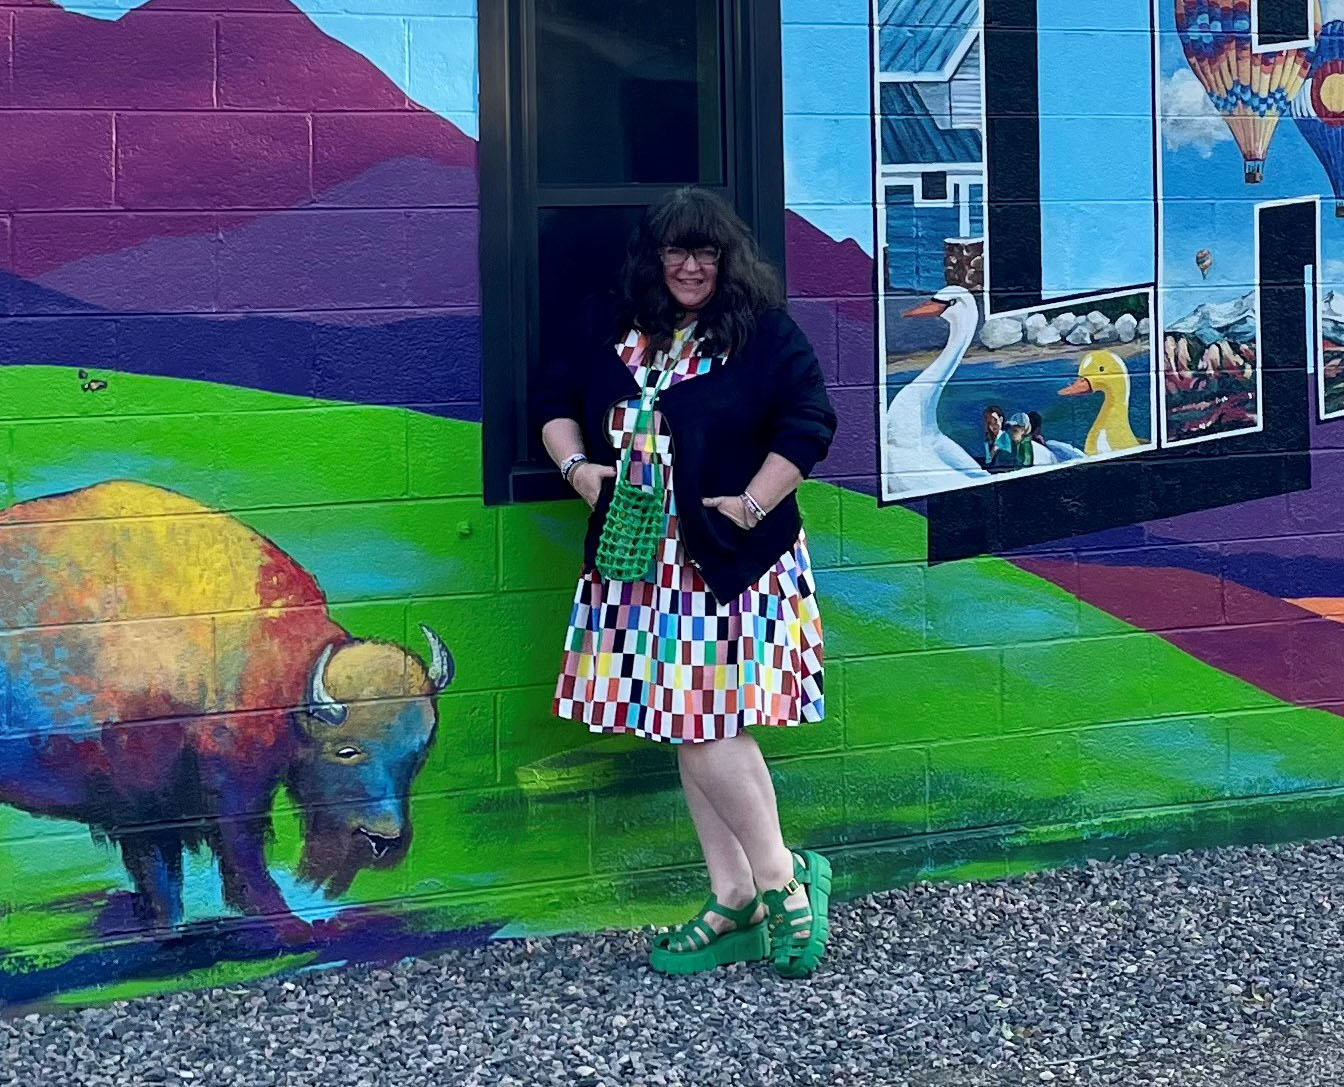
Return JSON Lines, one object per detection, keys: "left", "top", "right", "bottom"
{"left": 886, "top": 349, "right": 1154, "bottom": 469}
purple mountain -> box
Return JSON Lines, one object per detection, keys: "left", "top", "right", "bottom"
{"left": 784, "top": 211, "right": 877, "bottom": 489}
{"left": 0, "top": 0, "right": 481, "bottom": 414}
{"left": 1, "top": 0, "right": 478, "bottom": 318}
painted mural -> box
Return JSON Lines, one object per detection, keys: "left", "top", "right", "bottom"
{"left": 2, "top": 480, "right": 453, "bottom": 931}
{"left": 873, "top": 0, "right": 1161, "bottom": 501}
{"left": 0, "top": 0, "right": 490, "bottom": 1007}
{"left": 7, "top": 0, "right": 1344, "bottom": 1015}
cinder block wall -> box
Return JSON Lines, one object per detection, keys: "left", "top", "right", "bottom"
{"left": 2, "top": 0, "right": 1342, "bottom": 1011}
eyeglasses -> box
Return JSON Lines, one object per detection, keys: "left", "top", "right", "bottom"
{"left": 660, "top": 245, "right": 721, "bottom": 268}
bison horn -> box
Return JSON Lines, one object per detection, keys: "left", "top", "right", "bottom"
{"left": 306, "top": 644, "right": 348, "bottom": 726}
{"left": 420, "top": 624, "right": 455, "bottom": 692}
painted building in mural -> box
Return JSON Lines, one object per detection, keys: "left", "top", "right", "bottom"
{"left": 3, "top": 0, "right": 1344, "bottom": 1010}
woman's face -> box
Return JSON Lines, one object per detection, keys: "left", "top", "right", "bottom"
{"left": 662, "top": 245, "right": 719, "bottom": 313}
{"left": 984, "top": 411, "right": 1002, "bottom": 436}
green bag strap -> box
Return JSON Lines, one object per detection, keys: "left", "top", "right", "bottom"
{"left": 616, "top": 350, "right": 675, "bottom": 491}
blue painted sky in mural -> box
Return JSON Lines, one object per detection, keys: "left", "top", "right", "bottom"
{"left": 55, "top": 0, "right": 1344, "bottom": 292}
{"left": 1039, "top": 0, "right": 1344, "bottom": 307}
{"left": 1038, "top": 0, "right": 1156, "bottom": 297}
{"left": 782, "top": 0, "right": 875, "bottom": 252}
{"left": 51, "top": 0, "right": 479, "bottom": 137}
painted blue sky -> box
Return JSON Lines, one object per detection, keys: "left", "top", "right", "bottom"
{"left": 53, "top": 0, "right": 1344, "bottom": 296}
{"left": 1038, "top": 0, "right": 1155, "bottom": 296}
{"left": 1039, "top": 0, "right": 1344, "bottom": 304}
{"left": 782, "top": 0, "right": 876, "bottom": 252}
{"left": 51, "top": 0, "right": 479, "bottom": 137}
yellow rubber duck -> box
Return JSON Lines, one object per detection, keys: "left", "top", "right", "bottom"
{"left": 1059, "top": 350, "right": 1141, "bottom": 456}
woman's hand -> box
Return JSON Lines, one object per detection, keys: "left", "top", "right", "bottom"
{"left": 702, "top": 495, "right": 754, "bottom": 530}
{"left": 571, "top": 462, "right": 617, "bottom": 510}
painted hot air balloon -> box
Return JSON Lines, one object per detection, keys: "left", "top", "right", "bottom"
{"left": 1175, "top": 0, "right": 1319, "bottom": 183}
{"left": 1293, "top": 20, "right": 1344, "bottom": 217}
{"left": 1196, "top": 248, "right": 1213, "bottom": 277}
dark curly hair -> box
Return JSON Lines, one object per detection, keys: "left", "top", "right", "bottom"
{"left": 618, "top": 187, "right": 784, "bottom": 356}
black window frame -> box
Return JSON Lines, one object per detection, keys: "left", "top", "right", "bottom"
{"left": 478, "top": 0, "right": 785, "bottom": 506}
{"left": 1254, "top": 0, "right": 1313, "bottom": 49}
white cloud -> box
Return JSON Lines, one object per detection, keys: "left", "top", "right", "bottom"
{"left": 1162, "top": 69, "right": 1233, "bottom": 158}
{"left": 1326, "top": 0, "right": 1344, "bottom": 25}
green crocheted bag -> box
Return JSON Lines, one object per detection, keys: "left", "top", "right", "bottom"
{"left": 596, "top": 363, "right": 673, "bottom": 582}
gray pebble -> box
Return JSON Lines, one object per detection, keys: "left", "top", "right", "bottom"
{"left": 7, "top": 839, "right": 1344, "bottom": 1085}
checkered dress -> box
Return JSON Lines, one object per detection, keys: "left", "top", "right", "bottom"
{"left": 552, "top": 326, "right": 826, "bottom": 744}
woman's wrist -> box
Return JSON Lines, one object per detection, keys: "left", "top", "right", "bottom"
{"left": 741, "top": 489, "right": 767, "bottom": 528}
{"left": 559, "top": 452, "right": 588, "bottom": 485}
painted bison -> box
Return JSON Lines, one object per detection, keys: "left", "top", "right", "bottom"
{"left": 0, "top": 480, "right": 454, "bottom": 930}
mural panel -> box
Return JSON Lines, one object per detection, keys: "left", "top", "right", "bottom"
{"left": 874, "top": 0, "right": 1161, "bottom": 501}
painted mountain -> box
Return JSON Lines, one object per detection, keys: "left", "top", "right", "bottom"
{"left": 784, "top": 211, "right": 877, "bottom": 488}
{"left": 1013, "top": 391, "right": 1344, "bottom": 714}
{"left": 0, "top": 0, "right": 481, "bottom": 415}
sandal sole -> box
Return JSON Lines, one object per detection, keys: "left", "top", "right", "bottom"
{"left": 775, "top": 850, "right": 834, "bottom": 979}
{"left": 648, "top": 924, "right": 769, "bottom": 976}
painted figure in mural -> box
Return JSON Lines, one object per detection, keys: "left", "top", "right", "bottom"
{"left": 532, "top": 188, "right": 837, "bottom": 979}
{"left": 1292, "top": 17, "right": 1344, "bottom": 217}
{"left": 884, "top": 285, "right": 990, "bottom": 490}
{"left": 0, "top": 481, "right": 454, "bottom": 933}
{"left": 1196, "top": 248, "right": 1214, "bottom": 278}
{"left": 1006, "top": 412, "right": 1034, "bottom": 469}
{"left": 982, "top": 404, "right": 1013, "bottom": 469}
{"left": 1175, "top": 0, "right": 1317, "bottom": 183}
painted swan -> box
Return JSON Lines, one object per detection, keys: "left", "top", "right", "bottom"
{"left": 884, "top": 285, "right": 989, "bottom": 496}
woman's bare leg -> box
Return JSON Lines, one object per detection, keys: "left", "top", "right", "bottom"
{"left": 677, "top": 763, "right": 765, "bottom": 934}
{"left": 677, "top": 732, "right": 811, "bottom": 927}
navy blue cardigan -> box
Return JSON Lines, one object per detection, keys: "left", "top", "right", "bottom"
{"left": 530, "top": 303, "right": 838, "bottom": 604}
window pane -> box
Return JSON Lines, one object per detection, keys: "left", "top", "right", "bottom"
{"left": 535, "top": 0, "right": 723, "bottom": 186}
{"left": 527, "top": 205, "right": 647, "bottom": 459}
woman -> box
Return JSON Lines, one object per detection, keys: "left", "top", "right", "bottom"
{"left": 531, "top": 188, "right": 837, "bottom": 979}
{"left": 982, "top": 404, "right": 1012, "bottom": 469}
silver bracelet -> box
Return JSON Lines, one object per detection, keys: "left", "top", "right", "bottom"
{"left": 742, "top": 489, "right": 767, "bottom": 525}
{"left": 560, "top": 453, "right": 588, "bottom": 484}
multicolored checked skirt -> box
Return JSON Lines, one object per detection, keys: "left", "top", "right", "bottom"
{"left": 552, "top": 328, "right": 825, "bottom": 744}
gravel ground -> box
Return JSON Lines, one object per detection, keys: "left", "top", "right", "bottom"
{"left": 6, "top": 837, "right": 1344, "bottom": 1086}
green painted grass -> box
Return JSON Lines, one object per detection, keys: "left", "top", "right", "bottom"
{"left": 4, "top": 364, "right": 1344, "bottom": 1003}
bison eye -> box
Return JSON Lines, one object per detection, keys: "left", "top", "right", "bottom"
{"left": 336, "top": 746, "right": 363, "bottom": 760}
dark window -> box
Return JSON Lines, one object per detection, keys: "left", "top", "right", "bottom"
{"left": 536, "top": 205, "right": 647, "bottom": 389}
{"left": 535, "top": 0, "right": 723, "bottom": 186}
{"left": 1255, "top": 0, "right": 1311, "bottom": 47}
{"left": 921, "top": 172, "right": 949, "bottom": 202}
{"left": 480, "top": 0, "right": 784, "bottom": 504}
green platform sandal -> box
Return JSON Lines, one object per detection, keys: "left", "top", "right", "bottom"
{"left": 764, "top": 850, "right": 834, "bottom": 979}
{"left": 648, "top": 896, "right": 769, "bottom": 976}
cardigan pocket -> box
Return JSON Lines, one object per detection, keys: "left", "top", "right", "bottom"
{"left": 704, "top": 504, "right": 751, "bottom": 552}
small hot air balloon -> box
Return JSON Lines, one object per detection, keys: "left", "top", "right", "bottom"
{"left": 1293, "top": 20, "right": 1344, "bottom": 217}
{"left": 1176, "top": 0, "right": 1319, "bottom": 183}
{"left": 1196, "top": 249, "right": 1213, "bottom": 278}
